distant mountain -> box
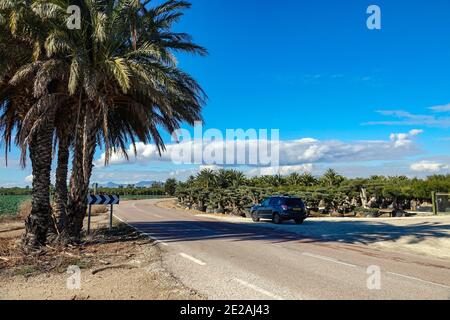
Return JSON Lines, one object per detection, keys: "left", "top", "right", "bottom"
{"left": 99, "top": 182, "right": 122, "bottom": 188}
{"left": 97, "top": 181, "right": 162, "bottom": 188}
{"left": 135, "top": 181, "right": 162, "bottom": 187}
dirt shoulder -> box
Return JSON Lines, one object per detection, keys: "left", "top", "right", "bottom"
{"left": 0, "top": 211, "right": 202, "bottom": 300}
{"left": 157, "top": 199, "right": 450, "bottom": 261}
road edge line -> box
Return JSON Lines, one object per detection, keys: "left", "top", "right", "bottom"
{"left": 113, "top": 213, "right": 169, "bottom": 246}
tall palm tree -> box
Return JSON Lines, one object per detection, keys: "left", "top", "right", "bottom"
{"left": 4, "top": 58, "right": 75, "bottom": 246}
{"left": 31, "top": 0, "right": 207, "bottom": 240}
{"left": 1, "top": 0, "right": 206, "bottom": 246}
{"left": 52, "top": 108, "right": 76, "bottom": 234}
{"left": 0, "top": 1, "right": 69, "bottom": 248}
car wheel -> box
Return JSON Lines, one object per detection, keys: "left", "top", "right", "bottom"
{"left": 251, "top": 212, "right": 260, "bottom": 222}
{"left": 272, "top": 213, "right": 282, "bottom": 224}
{"left": 294, "top": 218, "right": 304, "bottom": 225}
{"left": 395, "top": 211, "right": 405, "bottom": 218}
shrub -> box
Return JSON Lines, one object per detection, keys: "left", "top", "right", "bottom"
{"left": 90, "top": 205, "right": 108, "bottom": 216}
{"left": 17, "top": 200, "right": 32, "bottom": 220}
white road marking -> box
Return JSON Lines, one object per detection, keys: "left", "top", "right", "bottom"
{"left": 387, "top": 272, "right": 450, "bottom": 290}
{"left": 302, "top": 252, "right": 357, "bottom": 268}
{"left": 179, "top": 253, "right": 206, "bottom": 266}
{"left": 234, "top": 278, "right": 284, "bottom": 300}
{"left": 144, "top": 233, "right": 169, "bottom": 246}
{"left": 113, "top": 214, "right": 169, "bottom": 246}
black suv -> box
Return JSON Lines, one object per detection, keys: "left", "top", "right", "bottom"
{"left": 250, "top": 196, "right": 307, "bottom": 224}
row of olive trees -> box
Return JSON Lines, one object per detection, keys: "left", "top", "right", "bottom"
{"left": 0, "top": 0, "right": 206, "bottom": 249}
{"left": 174, "top": 169, "right": 450, "bottom": 215}
{"left": 96, "top": 186, "right": 166, "bottom": 196}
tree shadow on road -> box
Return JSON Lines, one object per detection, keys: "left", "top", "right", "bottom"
{"left": 128, "top": 218, "right": 450, "bottom": 246}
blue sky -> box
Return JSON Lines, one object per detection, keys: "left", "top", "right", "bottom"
{"left": 1, "top": 0, "right": 450, "bottom": 186}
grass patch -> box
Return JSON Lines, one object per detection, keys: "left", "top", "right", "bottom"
{"left": 14, "top": 265, "right": 37, "bottom": 276}
{"left": 0, "top": 195, "right": 31, "bottom": 216}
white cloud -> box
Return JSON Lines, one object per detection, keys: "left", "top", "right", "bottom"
{"left": 95, "top": 131, "right": 422, "bottom": 168}
{"left": 408, "top": 129, "right": 424, "bottom": 136}
{"left": 247, "top": 164, "right": 314, "bottom": 177}
{"left": 91, "top": 169, "right": 180, "bottom": 184}
{"left": 389, "top": 129, "right": 423, "bottom": 147}
{"left": 198, "top": 165, "right": 222, "bottom": 171}
{"left": 25, "top": 175, "right": 33, "bottom": 183}
{"left": 429, "top": 103, "right": 450, "bottom": 113}
{"left": 364, "top": 110, "right": 450, "bottom": 127}
{"left": 410, "top": 161, "right": 450, "bottom": 173}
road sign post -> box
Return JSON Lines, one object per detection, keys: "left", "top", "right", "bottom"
{"left": 109, "top": 204, "right": 113, "bottom": 230}
{"left": 87, "top": 195, "right": 120, "bottom": 234}
{"left": 87, "top": 205, "right": 92, "bottom": 234}
{"left": 432, "top": 191, "right": 437, "bottom": 216}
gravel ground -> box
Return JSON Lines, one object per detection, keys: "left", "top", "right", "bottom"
{"left": 0, "top": 212, "right": 203, "bottom": 300}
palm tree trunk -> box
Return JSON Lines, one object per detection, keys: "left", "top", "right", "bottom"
{"left": 66, "top": 106, "right": 98, "bottom": 240}
{"left": 66, "top": 103, "right": 86, "bottom": 240}
{"left": 23, "top": 125, "right": 54, "bottom": 249}
{"left": 83, "top": 108, "right": 97, "bottom": 189}
{"left": 54, "top": 134, "right": 70, "bottom": 231}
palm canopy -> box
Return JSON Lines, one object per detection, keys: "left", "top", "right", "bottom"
{"left": 2, "top": 0, "right": 207, "bottom": 165}
{"left": 28, "top": 0, "right": 206, "bottom": 161}
{"left": 0, "top": 6, "right": 40, "bottom": 165}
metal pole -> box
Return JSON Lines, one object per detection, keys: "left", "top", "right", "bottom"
{"left": 432, "top": 191, "right": 437, "bottom": 216}
{"left": 109, "top": 204, "right": 113, "bottom": 230}
{"left": 87, "top": 204, "right": 92, "bottom": 234}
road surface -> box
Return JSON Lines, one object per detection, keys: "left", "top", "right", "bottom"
{"left": 114, "top": 199, "right": 450, "bottom": 300}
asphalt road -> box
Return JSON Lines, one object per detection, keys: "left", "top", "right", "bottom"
{"left": 114, "top": 199, "right": 450, "bottom": 300}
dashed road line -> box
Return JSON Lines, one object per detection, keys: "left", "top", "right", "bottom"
{"left": 302, "top": 252, "right": 357, "bottom": 268}
{"left": 179, "top": 253, "right": 206, "bottom": 266}
{"left": 234, "top": 278, "right": 284, "bottom": 300}
{"left": 387, "top": 272, "right": 450, "bottom": 290}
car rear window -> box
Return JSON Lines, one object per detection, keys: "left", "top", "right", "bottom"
{"left": 269, "top": 198, "right": 282, "bottom": 206}
{"left": 284, "top": 198, "right": 304, "bottom": 207}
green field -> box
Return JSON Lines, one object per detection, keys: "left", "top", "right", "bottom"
{"left": 0, "top": 194, "right": 169, "bottom": 216}
{"left": 0, "top": 195, "right": 31, "bottom": 216}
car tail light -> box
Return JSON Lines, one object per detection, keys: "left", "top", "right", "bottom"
{"left": 281, "top": 205, "right": 288, "bottom": 211}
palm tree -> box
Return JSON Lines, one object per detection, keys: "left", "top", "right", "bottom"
{"left": 1, "top": 0, "right": 207, "bottom": 245}
{"left": 214, "top": 169, "right": 246, "bottom": 189}
{"left": 0, "top": 1, "right": 68, "bottom": 248}
{"left": 196, "top": 169, "right": 217, "bottom": 189}
{"left": 30, "top": 0, "right": 207, "bottom": 239}
{"left": 263, "top": 174, "right": 285, "bottom": 187}
{"left": 287, "top": 173, "right": 301, "bottom": 185}
{"left": 3, "top": 58, "right": 76, "bottom": 246}
{"left": 52, "top": 110, "right": 76, "bottom": 233}
{"left": 215, "top": 169, "right": 230, "bottom": 188}
{"left": 229, "top": 170, "right": 246, "bottom": 188}
{"left": 321, "top": 169, "right": 344, "bottom": 188}
{"left": 300, "top": 172, "right": 318, "bottom": 186}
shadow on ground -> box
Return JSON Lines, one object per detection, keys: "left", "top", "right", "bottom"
{"left": 128, "top": 218, "right": 450, "bottom": 246}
